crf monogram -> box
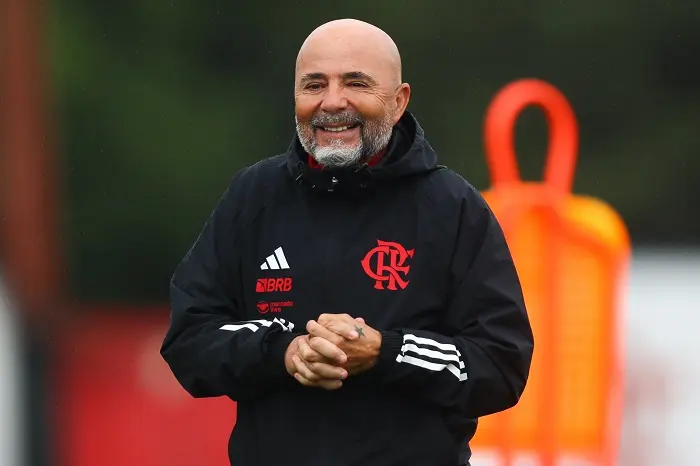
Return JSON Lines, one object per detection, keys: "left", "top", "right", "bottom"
{"left": 361, "top": 240, "right": 414, "bottom": 290}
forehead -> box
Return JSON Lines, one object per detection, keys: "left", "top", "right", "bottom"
{"left": 296, "top": 37, "right": 393, "bottom": 83}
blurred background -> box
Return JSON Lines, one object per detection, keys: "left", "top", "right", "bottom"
{"left": 1, "top": 1, "right": 699, "bottom": 465}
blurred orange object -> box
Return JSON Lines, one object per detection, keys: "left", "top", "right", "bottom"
{"left": 470, "top": 79, "right": 630, "bottom": 466}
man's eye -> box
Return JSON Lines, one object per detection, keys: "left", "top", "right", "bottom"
{"left": 305, "top": 83, "right": 323, "bottom": 90}
{"left": 349, "top": 82, "right": 368, "bottom": 88}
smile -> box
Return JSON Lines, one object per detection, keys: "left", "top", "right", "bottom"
{"left": 318, "top": 124, "right": 360, "bottom": 132}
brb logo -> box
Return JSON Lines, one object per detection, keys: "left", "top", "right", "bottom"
{"left": 256, "top": 278, "right": 293, "bottom": 293}
{"left": 361, "top": 240, "right": 414, "bottom": 290}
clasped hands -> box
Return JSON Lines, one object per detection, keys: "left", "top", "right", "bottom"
{"left": 284, "top": 313, "right": 382, "bottom": 390}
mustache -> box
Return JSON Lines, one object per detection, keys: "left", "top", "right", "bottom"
{"left": 310, "top": 111, "right": 364, "bottom": 128}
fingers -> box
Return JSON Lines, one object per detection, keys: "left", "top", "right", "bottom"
{"left": 306, "top": 320, "right": 346, "bottom": 342}
{"left": 293, "top": 372, "right": 342, "bottom": 390}
{"left": 296, "top": 334, "right": 324, "bottom": 363}
{"left": 291, "top": 354, "right": 325, "bottom": 382}
{"left": 291, "top": 352, "right": 346, "bottom": 390}
{"left": 307, "top": 360, "right": 347, "bottom": 380}
{"left": 355, "top": 317, "right": 365, "bottom": 324}
{"left": 294, "top": 337, "right": 347, "bottom": 379}
{"left": 309, "top": 316, "right": 359, "bottom": 340}
{"left": 308, "top": 336, "right": 347, "bottom": 365}
{"left": 298, "top": 335, "right": 346, "bottom": 366}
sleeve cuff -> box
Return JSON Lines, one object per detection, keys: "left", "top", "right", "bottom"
{"left": 264, "top": 331, "right": 301, "bottom": 376}
{"left": 372, "top": 330, "right": 403, "bottom": 377}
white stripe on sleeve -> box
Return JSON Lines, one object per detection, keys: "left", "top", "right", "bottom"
{"left": 220, "top": 318, "right": 294, "bottom": 333}
{"left": 396, "top": 334, "right": 468, "bottom": 381}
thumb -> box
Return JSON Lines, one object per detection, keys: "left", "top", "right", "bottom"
{"left": 355, "top": 317, "right": 365, "bottom": 324}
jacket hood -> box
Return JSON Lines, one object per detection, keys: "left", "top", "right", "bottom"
{"left": 286, "top": 111, "right": 439, "bottom": 195}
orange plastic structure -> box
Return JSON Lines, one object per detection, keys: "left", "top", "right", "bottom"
{"left": 470, "top": 79, "right": 630, "bottom": 466}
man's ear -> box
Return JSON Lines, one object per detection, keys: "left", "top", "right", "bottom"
{"left": 392, "top": 83, "right": 411, "bottom": 124}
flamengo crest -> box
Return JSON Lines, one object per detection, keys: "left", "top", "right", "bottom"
{"left": 360, "top": 240, "right": 414, "bottom": 290}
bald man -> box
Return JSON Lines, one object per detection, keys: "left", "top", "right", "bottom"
{"left": 294, "top": 19, "right": 408, "bottom": 171}
{"left": 161, "top": 19, "right": 533, "bottom": 466}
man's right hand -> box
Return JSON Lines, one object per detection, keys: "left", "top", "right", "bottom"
{"left": 284, "top": 335, "right": 348, "bottom": 390}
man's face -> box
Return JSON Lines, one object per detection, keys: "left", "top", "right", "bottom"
{"left": 294, "top": 39, "right": 402, "bottom": 168}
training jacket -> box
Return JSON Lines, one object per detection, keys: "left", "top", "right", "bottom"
{"left": 161, "top": 111, "right": 534, "bottom": 466}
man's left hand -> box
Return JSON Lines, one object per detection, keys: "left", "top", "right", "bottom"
{"left": 306, "top": 314, "right": 382, "bottom": 375}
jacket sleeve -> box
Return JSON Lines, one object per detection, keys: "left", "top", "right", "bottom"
{"left": 160, "top": 170, "right": 300, "bottom": 401}
{"left": 372, "top": 189, "right": 534, "bottom": 419}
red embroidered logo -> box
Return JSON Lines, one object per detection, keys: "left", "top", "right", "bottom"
{"left": 361, "top": 240, "right": 414, "bottom": 290}
{"left": 256, "top": 277, "right": 293, "bottom": 293}
{"left": 256, "top": 301, "right": 270, "bottom": 314}
{"left": 257, "top": 300, "right": 294, "bottom": 314}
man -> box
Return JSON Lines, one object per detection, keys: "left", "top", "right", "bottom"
{"left": 161, "top": 18, "right": 534, "bottom": 466}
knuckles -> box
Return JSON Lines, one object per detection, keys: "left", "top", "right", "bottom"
{"left": 299, "top": 345, "right": 317, "bottom": 362}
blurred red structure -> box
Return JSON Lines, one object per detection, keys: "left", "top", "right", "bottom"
{"left": 471, "top": 79, "right": 630, "bottom": 465}
{"left": 54, "top": 311, "right": 236, "bottom": 466}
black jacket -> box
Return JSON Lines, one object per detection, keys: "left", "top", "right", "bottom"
{"left": 161, "top": 112, "right": 534, "bottom": 466}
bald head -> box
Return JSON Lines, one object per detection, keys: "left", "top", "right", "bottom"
{"left": 296, "top": 19, "right": 402, "bottom": 87}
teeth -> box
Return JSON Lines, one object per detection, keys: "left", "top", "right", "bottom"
{"left": 323, "top": 126, "right": 350, "bottom": 132}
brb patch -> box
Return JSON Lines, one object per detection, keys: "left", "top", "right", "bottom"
{"left": 255, "top": 277, "right": 293, "bottom": 293}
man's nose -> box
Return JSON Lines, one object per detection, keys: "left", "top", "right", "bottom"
{"left": 320, "top": 82, "right": 348, "bottom": 113}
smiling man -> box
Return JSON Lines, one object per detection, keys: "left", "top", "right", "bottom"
{"left": 294, "top": 21, "right": 407, "bottom": 169}
{"left": 161, "top": 18, "right": 534, "bottom": 466}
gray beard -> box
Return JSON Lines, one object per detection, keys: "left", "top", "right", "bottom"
{"left": 295, "top": 115, "right": 394, "bottom": 169}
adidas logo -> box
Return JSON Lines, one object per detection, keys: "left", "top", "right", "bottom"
{"left": 260, "top": 247, "right": 290, "bottom": 270}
